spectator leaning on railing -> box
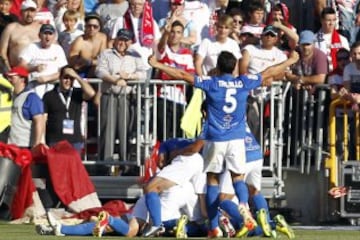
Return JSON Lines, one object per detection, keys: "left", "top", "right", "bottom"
{"left": 95, "top": 28, "right": 147, "bottom": 162}
{"left": 285, "top": 30, "right": 328, "bottom": 91}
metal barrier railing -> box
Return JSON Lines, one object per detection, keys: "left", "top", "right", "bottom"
{"left": 82, "top": 78, "right": 341, "bottom": 195}
{"left": 280, "top": 85, "right": 330, "bottom": 173}
{"left": 82, "top": 78, "right": 188, "bottom": 175}
{"left": 326, "top": 98, "right": 360, "bottom": 187}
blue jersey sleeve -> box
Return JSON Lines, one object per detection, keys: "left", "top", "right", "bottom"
{"left": 194, "top": 75, "right": 213, "bottom": 91}
{"left": 22, "top": 92, "right": 44, "bottom": 120}
{"left": 241, "top": 73, "right": 262, "bottom": 90}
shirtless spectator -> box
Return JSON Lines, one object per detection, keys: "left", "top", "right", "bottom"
{"left": 68, "top": 13, "right": 107, "bottom": 78}
{"left": 19, "top": 24, "right": 68, "bottom": 98}
{"left": 0, "top": 0, "right": 41, "bottom": 69}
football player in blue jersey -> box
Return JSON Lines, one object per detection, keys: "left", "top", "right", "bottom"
{"left": 148, "top": 50, "right": 299, "bottom": 237}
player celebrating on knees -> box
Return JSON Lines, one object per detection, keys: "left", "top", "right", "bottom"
{"left": 148, "top": 50, "right": 299, "bottom": 237}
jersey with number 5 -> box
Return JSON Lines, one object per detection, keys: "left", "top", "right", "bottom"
{"left": 194, "top": 73, "right": 262, "bottom": 141}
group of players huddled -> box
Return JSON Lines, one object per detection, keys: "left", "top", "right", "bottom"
{"left": 36, "top": 48, "right": 298, "bottom": 239}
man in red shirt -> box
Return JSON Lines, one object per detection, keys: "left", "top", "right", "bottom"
{"left": 155, "top": 20, "right": 195, "bottom": 141}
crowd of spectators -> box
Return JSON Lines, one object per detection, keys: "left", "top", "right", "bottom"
{"left": 1, "top": 0, "right": 360, "bottom": 162}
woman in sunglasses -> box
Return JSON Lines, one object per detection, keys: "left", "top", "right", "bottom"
{"left": 228, "top": 8, "right": 245, "bottom": 46}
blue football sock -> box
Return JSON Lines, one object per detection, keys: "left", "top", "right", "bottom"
{"left": 163, "top": 219, "right": 177, "bottom": 230}
{"left": 248, "top": 225, "right": 263, "bottom": 237}
{"left": 252, "top": 193, "right": 274, "bottom": 227}
{"left": 219, "top": 199, "right": 243, "bottom": 229}
{"left": 145, "top": 192, "right": 162, "bottom": 226}
{"left": 233, "top": 180, "right": 249, "bottom": 204}
{"left": 187, "top": 222, "right": 207, "bottom": 237}
{"left": 107, "top": 215, "right": 129, "bottom": 236}
{"left": 61, "top": 222, "right": 95, "bottom": 235}
{"left": 252, "top": 193, "right": 268, "bottom": 211}
{"left": 206, "top": 184, "right": 220, "bottom": 230}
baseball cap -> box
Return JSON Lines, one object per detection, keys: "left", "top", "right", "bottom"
{"left": 6, "top": 66, "right": 29, "bottom": 78}
{"left": 262, "top": 25, "right": 278, "bottom": 36}
{"left": 299, "top": 30, "right": 316, "bottom": 45}
{"left": 240, "top": 28, "right": 255, "bottom": 36}
{"left": 116, "top": 29, "right": 134, "bottom": 40}
{"left": 40, "top": 24, "right": 55, "bottom": 34}
{"left": 85, "top": 12, "right": 101, "bottom": 23}
{"left": 240, "top": 25, "right": 260, "bottom": 37}
{"left": 21, "top": 0, "right": 37, "bottom": 10}
{"left": 171, "top": 0, "right": 185, "bottom": 4}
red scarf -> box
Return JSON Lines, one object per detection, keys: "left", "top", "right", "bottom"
{"left": 330, "top": 30, "right": 342, "bottom": 70}
{"left": 123, "top": 1, "right": 154, "bottom": 47}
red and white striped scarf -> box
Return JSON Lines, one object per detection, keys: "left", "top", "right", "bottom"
{"left": 123, "top": 1, "right": 154, "bottom": 47}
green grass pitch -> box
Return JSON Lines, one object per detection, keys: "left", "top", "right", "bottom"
{"left": 0, "top": 222, "right": 360, "bottom": 239}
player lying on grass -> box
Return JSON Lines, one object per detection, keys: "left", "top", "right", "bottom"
{"left": 35, "top": 181, "right": 203, "bottom": 238}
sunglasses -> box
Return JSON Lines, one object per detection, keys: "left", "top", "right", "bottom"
{"left": 264, "top": 32, "right": 277, "bottom": 37}
{"left": 63, "top": 75, "right": 75, "bottom": 80}
{"left": 86, "top": 24, "right": 100, "bottom": 29}
{"left": 337, "top": 56, "right": 349, "bottom": 61}
{"left": 234, "top": 20, "right": 243, "bottom": 24}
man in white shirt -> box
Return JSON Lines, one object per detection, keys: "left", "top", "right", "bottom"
{"left": 19, "top": 24, "right": 68, "bottom": 98}
{"left": 239, "top": 24, "right": 287, "bottom": 141}
{"left": 315, "top": 7, "right": 350, "bottom": 72}
{"left": 195, "top": 14, "right": 241, "bottom": 76}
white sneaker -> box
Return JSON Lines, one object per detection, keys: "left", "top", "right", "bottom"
{"left": 47, "top": 211, "right": 64, "bottom": 236}
{"left": 219, "top": 215, "right": 236, "bottom": 238}
{"left": 35, "top": 224, "right": 54, "bottom": 235}
{"left": 142, "top": 225, "right": 165, "bottom": 237}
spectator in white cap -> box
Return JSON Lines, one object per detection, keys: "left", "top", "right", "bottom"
{"left": 18, "top": 23, "right": 68, "bottom": 98}
{"left": 0, "top": 0, "right": 41, "bottom": 69}
{"left": 285, "top": 30, "right": 328, "bottom": 89}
